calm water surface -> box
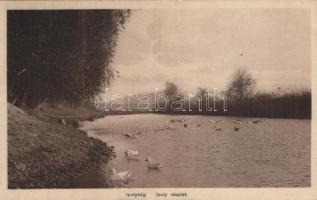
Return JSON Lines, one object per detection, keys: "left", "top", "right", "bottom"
{"left": 80, "top": 114, "right": 310, "bottom": 187}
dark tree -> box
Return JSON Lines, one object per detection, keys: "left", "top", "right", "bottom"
{"left": 164, "top": 81, "right": 178, "bottom": 97}
{"left": 7, "top": 10, "right": 130, "bottom": 108}
{"left": 227, "top": 69, "right": 256, "bottom": 100}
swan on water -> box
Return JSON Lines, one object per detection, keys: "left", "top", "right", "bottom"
{"left": 168, "top": 124, "right": 175, "bottom": 130}
{"left": 234, "top": 126, "right": 240, "bottom": 131}
{"left": 163, "top": 124, "right": 174, "bottom": 130}
{"left": 253, "top": 119, "right": 264, "bottom": 124}
{"left": 122, "top": 129, "right": 137, "bottom": 139}
{"left": 110, "top": 168, "right": 133, "bottom": 184}
{"left": 155, "top": 125, "right": 173, "bottom": 133}
{"left": 145, "top": 157, "right": 162, "bottom": 170}
{"left": 125, "top": 149, "right": 139, "bottom": 160}
{"left": 233, "top": 120, "right": 242, "bottom": 124}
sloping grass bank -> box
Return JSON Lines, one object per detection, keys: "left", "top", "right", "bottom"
{"left": 8, "top": 103, "right": 114, "bottom": 188}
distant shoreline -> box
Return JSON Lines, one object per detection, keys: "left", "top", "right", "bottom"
{"left": 101, "top": 110, "right": 311, "bottom": 120}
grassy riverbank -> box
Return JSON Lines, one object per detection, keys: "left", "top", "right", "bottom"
{"left": 8, "top": 103, "right": 114, "bottom": 188}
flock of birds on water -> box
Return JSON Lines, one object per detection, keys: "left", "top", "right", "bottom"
{"left": 110, "top": 117, "right": 265, "bottom": 185}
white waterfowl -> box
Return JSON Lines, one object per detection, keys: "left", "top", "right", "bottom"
{"left": 125, "top": 149, "right": 139, "bottom": 160}
{"left": 163, "top": 124, "right": 174, "bottom": 130}
{"left": 145, "top": 157, "right": 162, "bottom": 170}
{"left": 168, "top": 124, "right": 175, "bottom": 130}
{"left": 110, "top": 168, "right": 132, "bottom": 184}
{"left": 122, "top": 129, "right": 137, "bottom": 139}
{"left": 233, "top": 120, "right": 242, "bottom": 124}
{"left": 135, "top": 130, "right": 143, "bottom": 135}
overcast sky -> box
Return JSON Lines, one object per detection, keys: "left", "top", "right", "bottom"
{"left": 109, "top": 9, "right": 310, "bottom": 96}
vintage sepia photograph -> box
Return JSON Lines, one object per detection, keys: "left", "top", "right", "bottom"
{"left": 6, "top": 7, "right": 312, "bottom": 192}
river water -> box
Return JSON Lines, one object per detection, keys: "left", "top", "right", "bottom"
{"left": 80, "top": 114, "right": 310, "bottom": 187}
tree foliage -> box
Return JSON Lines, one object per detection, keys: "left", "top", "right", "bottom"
{"left": 227, "top": 69, "right": 256, "bottom": 100}
{"left": 164, "top": 81, "right": 178, "bottom": 97}
{"left": 8, "top": 10, "right": 130, "bottom": 108}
